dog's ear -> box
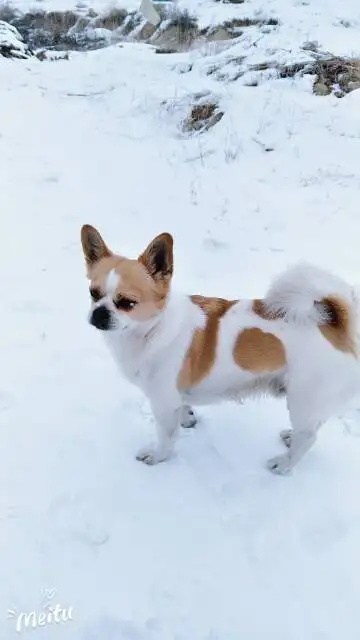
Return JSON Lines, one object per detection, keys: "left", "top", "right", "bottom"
{"left": 81, "top": 225, "right": 111, "bottom": 265}
{"left": 138, "top": 233, "right": 173, "bottom": 281}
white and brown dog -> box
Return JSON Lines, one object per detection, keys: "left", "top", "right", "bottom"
{"left": 81, "top": 225, "right": 360, "bottom": 474}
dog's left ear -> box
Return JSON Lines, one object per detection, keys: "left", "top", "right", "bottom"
{"left": 81, "top": 225, "right": 111, "bottom": 266}
{"left": 138, "top": 233, "right": 173, "bottom": 281}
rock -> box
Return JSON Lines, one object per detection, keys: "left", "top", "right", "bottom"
{"left": 151, "top": 8, "right": 198, "bottom": 51}
{"left": 139, "top": 0, "right": 161, "bottom": 27}
{"left": 134, "top": 20, "right": 157, "bottom": 41}
{"left": 348, "top": 80, "right": 360, "bottom": 92}
{"left": 0, "top": 20, "right": 32, "bottom": 58}
{"left": 36, "top": 49, "right": 69, "bottom": 61}
{"left": 155, "top": 46, "right": 177, "bottom": 54}
{"left": 205, "top": 26, "right": 232, "bottom": 42}
{"left": 151, "top": 23, "right": 197, "bottom": 51}
{"left": 302, "top": 40, "right": 319, "bottom": 52}
{"left": 313, "top": 81, "right": 331, "bottom": 96}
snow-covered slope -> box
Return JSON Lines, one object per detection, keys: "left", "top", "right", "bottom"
{"left": 2, "top": 1, "right": 360, "bottom": 638}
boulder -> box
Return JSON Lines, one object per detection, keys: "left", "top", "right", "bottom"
{"left": 0, "top": 20, "right": 32, "bottom": 58}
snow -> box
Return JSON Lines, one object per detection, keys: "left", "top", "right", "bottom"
{"left": 2, "top": 0, "right": 360, "bottom": 637}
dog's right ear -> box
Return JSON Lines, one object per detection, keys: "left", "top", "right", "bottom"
{"left": 81, "top": 225, "right": 111, "bottom": 266}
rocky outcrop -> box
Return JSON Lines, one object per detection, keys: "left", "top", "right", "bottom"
{"left": 0, "top": 20, "right": 32, "bottom": 58}
{"left": 4, "top": 3, "right": 279, "bottom": 55}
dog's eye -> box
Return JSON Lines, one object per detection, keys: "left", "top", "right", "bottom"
{"left": 114, "top": 297, "right": 137, "bottom": 311}
{"left": 89, "top": 287, "right": 103, "bottom": 302}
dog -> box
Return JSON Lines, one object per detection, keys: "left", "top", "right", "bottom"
{"left": 81, "top": 225, "right": 360, "bottom": 474}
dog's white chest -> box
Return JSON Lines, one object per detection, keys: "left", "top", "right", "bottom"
{"left": 104, "top": 332, "right": 146, "bottom": 384}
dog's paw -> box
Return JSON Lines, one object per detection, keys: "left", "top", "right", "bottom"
{"left": 136, "top": 447, "right": 167, "bottom": 466}
{"left": 267, "top": 454, "right": 292, "bottom": 475}
{"left": 279, "top": 429, "right": 292, "bottom": 448}
{"left": 181, "top": 405, "right": 197, "bottom": 429}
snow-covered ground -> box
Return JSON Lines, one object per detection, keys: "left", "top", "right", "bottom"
{"left": 2, "top": 0, "right": 360, "bottom": 638}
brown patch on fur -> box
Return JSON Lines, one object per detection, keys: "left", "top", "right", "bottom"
{"left": 234, "top": 327, "right": 286, "bottom": 372}
{"left": 177, "top": 296, "right": 238, "bottom": 390}
{"left": 252, "top": 299, "right": 286, "bottom": 320}
{"left": 318, "top": 296, "right": 356, "bottom": 355}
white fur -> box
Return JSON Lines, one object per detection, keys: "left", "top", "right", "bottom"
{"left": 106, "top": 269, "right": 119, "bottom": 295}
{"left": 265, "top": 262, "right": 355, "bottom": 324}
{"left": 97, "top": 263, "right": 360, "bottom": 474}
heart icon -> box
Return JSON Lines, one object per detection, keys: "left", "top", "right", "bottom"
{"left": 44, "top": 588, "right": 56, "bottom": 601}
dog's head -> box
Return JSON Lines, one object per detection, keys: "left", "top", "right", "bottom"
{"left": 80, "top": 225, "right": 174, "bottom": 332}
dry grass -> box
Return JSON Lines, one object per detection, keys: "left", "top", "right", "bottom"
{"left": 278, "top": 56, "right": 360, "bottom": 96}
{"left": 203, "top": 16, "right": 279, "bottom": 41}
{"left": 223, "top": 17, "right": 278, "bottom": 28}
{"left": 166, "top": 7, "right": 198, "bottom": 44}
{"left": 11, "top": 6, "right": 131, "bottom": 50}
{"left": 183, "top": 101, "right": 224, "bottom": 133}
{"left": 12, "top": 9, "right": 79, "bottom": 48}
{"left": 312, "top": 57, "right": 360, "bottom": 95}
{"left": 94, "top": 8, "right": 127, "bottom": 31}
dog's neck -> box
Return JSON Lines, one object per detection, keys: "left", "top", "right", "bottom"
{"left": 103, "top": 289, "right": 201, "bottom": 385}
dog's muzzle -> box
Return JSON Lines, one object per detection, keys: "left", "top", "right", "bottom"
{"left": 89, "top": 305, "right": 113, "bottom": 331}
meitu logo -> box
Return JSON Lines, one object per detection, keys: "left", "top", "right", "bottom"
{"left": 7, "top": 588, "right": 73, "bottom": 633}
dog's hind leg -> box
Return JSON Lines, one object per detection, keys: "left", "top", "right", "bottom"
{"left": 268, "top": 355, "right": 360, "bottom": 474}
{"left": 267, "top": 380, "right": 322, "bottom": 475}
{"left": 268, "top": 423, "right": 318, "bottom": 474}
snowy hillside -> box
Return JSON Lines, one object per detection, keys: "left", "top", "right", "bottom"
{"left": 1, "top": 0, "right": 360, "bottom": 638}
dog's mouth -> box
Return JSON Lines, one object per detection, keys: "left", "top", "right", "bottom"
{"left": 89, "top": 306, "right": 116, "bottom": 331}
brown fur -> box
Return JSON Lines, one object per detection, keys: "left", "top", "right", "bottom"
{"left": 81, "top": 224, "right": 111, "bottom": 268}
{"left": 233, "top": 327, "right": 286, "bottom": 373}
{"left": 253, "top": 295, "right": 355, "bottom": 356}
{"left": 318, "top": 296, "right": 355, "bottom": 355}
{"left": 177, "top": 296, "right": 238, "bottom": 390}
{"left": 138, "top": 232, "right": 173, "bottom": 283}
{"left": 252, "top": 299, "right": 285, "bottom": 320}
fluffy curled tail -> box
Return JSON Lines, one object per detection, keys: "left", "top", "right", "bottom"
{"left": 263, "top": 263, "right": 357, "bottom": 354}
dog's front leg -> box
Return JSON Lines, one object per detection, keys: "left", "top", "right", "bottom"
{"left": 136, "top": 390, "right": 183, "bottom": 466}
{"left": 180, "top": 404, "right": 197, "bottom": 428}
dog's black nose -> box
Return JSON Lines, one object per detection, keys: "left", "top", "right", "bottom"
{"left": 90, "top": 305, "right": 112, "bottom": 331}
